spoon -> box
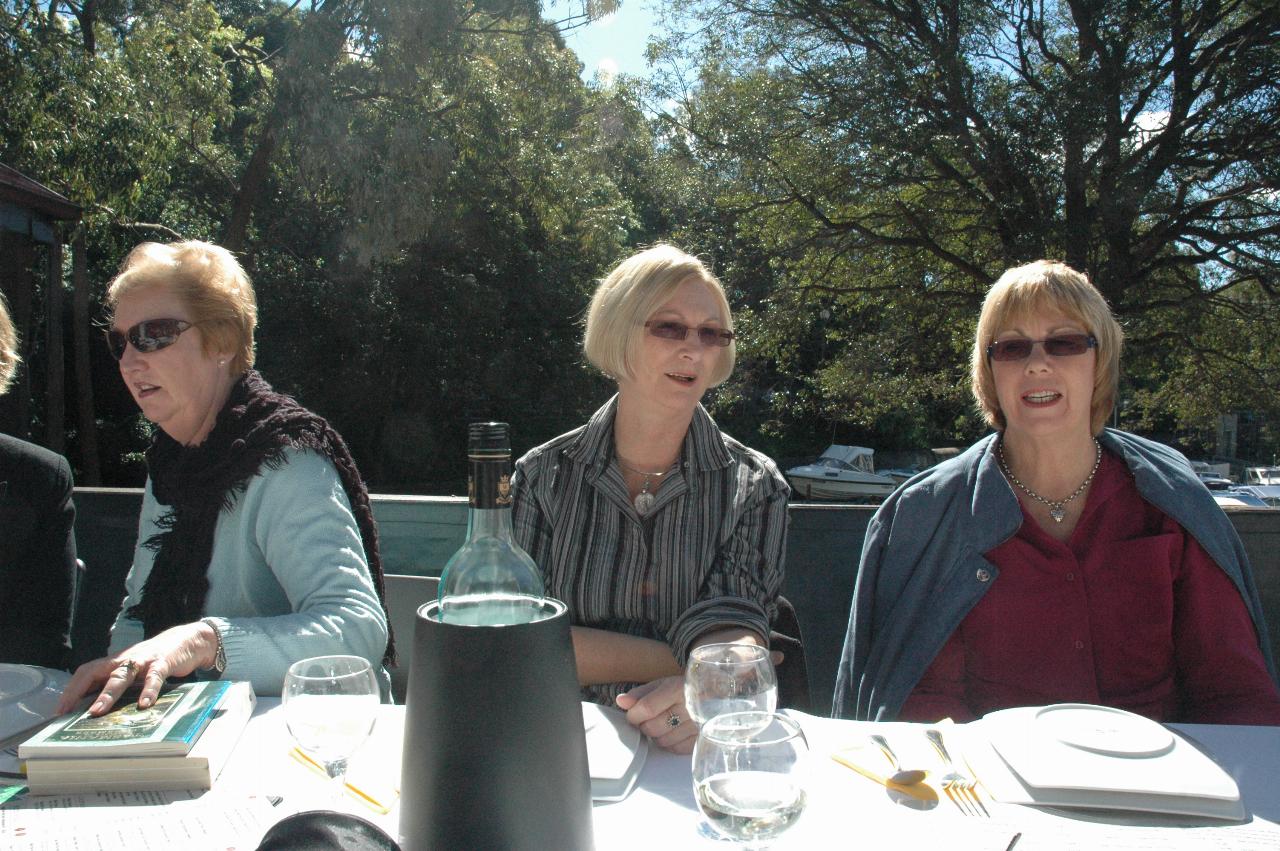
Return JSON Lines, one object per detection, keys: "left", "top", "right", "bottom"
{"left": 869, "top": 734, "right": 926, "bottom": 786}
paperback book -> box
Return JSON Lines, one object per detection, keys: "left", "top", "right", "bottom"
{"left": 19, "top": 680, "right": 256, "bottom": 794}
{"left": 20, "top": 679, "right": 230, "bottom": 759}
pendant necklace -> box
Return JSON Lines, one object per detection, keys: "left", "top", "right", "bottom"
{"left": 617, "top": 457, "right": 674, "bottom": 516}
{"left": 998, "top": 437, "right": 1102, "bottom": 523}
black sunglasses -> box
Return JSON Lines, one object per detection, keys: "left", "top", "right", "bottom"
{"left": 986, "top": 333, "right": 1098, "bottom": 362}
{"left": 106, "top": 318, "right": 199, "bottom": 361}
{"left": 644, "top": 320, "right": 735, "bottom": 348}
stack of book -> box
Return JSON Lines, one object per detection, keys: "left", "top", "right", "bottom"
{"left": 17, "top": 679, "right": 255, "bottom": 794}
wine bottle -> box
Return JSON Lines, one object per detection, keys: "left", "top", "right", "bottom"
{"left": 438, "top": 422, "right": 547, "bottom": 626}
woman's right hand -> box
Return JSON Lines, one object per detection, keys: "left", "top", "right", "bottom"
{"left": 57, "top": 621, "right": 220, "bottom": 716}
{"left": 616, "top": 675, "right": 699, "bottom": 754}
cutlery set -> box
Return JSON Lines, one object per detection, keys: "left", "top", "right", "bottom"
{"left": 839, "top": 728, "right": 988, "bottom": 816}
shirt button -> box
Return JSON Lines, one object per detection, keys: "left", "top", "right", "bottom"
{"left": 1066, "top": 572, "right": 1075, "bottom": 582}
{"left": 1074, "top": 640, "right": 1084, "bottom": 650}
{"left": 976, "top": 568, "right": 991, "bottom": 583}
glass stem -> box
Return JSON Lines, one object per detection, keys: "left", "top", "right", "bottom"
{"left": 325, "top": 757, "right": 349, "bottom": 806}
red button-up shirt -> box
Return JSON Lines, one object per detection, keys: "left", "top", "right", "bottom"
{"left": 902, "top": 451, "right": 1280, "bottom": 725}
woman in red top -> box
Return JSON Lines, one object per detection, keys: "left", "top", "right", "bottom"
{"left": 899, "top": 260, "right": 1280, "bottom": 725}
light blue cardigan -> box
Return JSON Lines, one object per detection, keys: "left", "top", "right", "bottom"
{"left": 833, "top": 429, "right": 1277, "bottom": 721}
{"left": 110, "top": 448, "right": 390, "bottom": 697}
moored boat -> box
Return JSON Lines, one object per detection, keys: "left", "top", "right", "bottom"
{"left": 785, "top": 445, "right": 898, "bottom": 501}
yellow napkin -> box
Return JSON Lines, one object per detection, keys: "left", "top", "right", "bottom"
{"left": 831, "top": 741, "right": 939, "bottom": 803}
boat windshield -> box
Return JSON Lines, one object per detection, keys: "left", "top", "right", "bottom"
{"left": 817, "top": 454, "right": 874, "bottom": 474}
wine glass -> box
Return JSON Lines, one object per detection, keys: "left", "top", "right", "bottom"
{"left": 693, "top": 711, "right": 808, "bottom": 849}
{"left": 283, "top": 655, "right": 380, "bottom": 806}
{"left": 684, "top": 643, "right": 778, "bottom": 726}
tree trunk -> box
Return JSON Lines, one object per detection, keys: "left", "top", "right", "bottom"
{"left": 75, "top": 0, "right": 97, "bottom": 55}
{"left": 221, "top": 103, "right": 283, "bottom": 253}
{"left": 44, "top": 236, "right": 64, "bottom": 452}
{"left": 72, "top": 228, "right": 101, "bottom": 484}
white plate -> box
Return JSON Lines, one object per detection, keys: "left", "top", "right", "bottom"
{"left": 0, "top": 663, "right": 71, "bottom": 742}
{"left": 1034, "top": 704, "right": 1174, "bottom": 757}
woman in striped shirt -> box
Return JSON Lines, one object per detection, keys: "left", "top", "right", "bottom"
{"left": 511, "top": 245, "right": 790, "bottom": 754}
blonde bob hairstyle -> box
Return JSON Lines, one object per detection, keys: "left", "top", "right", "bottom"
{"left": 971, "top": 260, "right": 1123, "bottom": 436}
{"left": 107, "top": 241, "right": 257, "bottom": 374}
{"left": 584, "top": 244, "right": 735, "bottom": 387}
{"left": 0, "top": 291, "right": 19, "bottom": 395}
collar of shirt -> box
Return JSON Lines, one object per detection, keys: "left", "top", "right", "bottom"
{"left": 559, "top": 394, "right": 734, "bottom": 478}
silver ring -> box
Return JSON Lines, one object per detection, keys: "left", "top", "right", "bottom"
{"left": 666, "top": 713, "right": 681, "bottom": 728}
{"left": 117, "top": 660, "right": 139, "bottom": 677}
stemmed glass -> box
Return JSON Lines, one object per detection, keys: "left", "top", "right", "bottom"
{"left": 684, "top": 643, "right": 778, "bottom": 726}
{"left": 693, "top": 711, "right": 808, "bottom": 849}
{"left": 283, "top": 655, "right": 379, "bottom": 807}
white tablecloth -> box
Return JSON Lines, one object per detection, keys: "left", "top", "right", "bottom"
{"left": 6, "top": 700, "right": 1280, "bottom": 850}
{"left": 222, "top": 702, "right": 1280, "bottom": 850}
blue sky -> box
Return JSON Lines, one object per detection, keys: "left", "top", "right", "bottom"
{"left": 546, "top": 0, "right": 662, "bottom": 82}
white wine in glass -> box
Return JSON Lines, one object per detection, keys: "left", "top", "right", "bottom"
{"left": 693, "top": 712, "right": 808, "bottom": 849}
{"left": 283, "top": 655, "right": 379, "bottom": 805}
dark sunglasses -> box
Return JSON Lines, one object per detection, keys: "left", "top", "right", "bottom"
{"left": 644, "top": 320, "right": 735, "bottom": 348}
{"left": 106, "top": 318, "right": 199, "bottom": 361}
{"left": 986, "top": 333, "right": 1098, "bottom": 362}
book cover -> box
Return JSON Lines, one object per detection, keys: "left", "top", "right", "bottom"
{"left": 19, "top": 680, "right": 231, "bottom": 759}
{"left": 23, "top": 681, "right": 256, "bottom": 795}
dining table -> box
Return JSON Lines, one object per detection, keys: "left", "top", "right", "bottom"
{"left": 3, "top": 699, "right": 1279, "bottom": 850}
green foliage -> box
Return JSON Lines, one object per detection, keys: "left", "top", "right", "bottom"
{"left": 2, "top": 0, "right": 661, "bottom": 487}
{"left": 648, "top": 0, "right": 1280, "bottom": 458}
{"left": 6, "top": 0, "right": 1278, "bottom": 484}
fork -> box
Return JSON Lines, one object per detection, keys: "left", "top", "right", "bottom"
{"left": 925, "top": 728, "right": 988, "bottom": 816}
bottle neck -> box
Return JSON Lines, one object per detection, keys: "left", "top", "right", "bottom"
{"left": 466, "top": 456, "right": 514, "bottom": 540}
{"left": 466, "top": 505, "right": 514, "bottom": 540}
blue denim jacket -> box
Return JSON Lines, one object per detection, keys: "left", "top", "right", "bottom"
{"left": 833, "top": 429, "right": 1277, "bottom": 720}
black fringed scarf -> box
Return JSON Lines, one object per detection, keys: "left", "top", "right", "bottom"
{"left": 128, "top": 370, "right": 395, "bottom": 667}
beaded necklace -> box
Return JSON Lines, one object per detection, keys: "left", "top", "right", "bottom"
{"left": 998, "top": 437, "right": 1102, "bottom": 523}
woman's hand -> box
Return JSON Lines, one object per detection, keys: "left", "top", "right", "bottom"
{"left": 57, "top": 621, "right": 220, "bottom": 716}
{"left": 616, "top": 675, "right": 698, "bottom": 754}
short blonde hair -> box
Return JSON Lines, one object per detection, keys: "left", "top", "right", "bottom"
{"left": 584, "top": 244, "right": 735, "bottom": 386}
{"left": 971, "top": 260, "right": 1123, "bottom": 435}
{"left": 0, "top": 291, "right": 19, "bottom": 395}
{"left": 107, "top": 241, "right": 257, "bottom": 374}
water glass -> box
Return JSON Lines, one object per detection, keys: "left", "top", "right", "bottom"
{"left": 684, "top": 643, "right": 778, "bottom": 726}
{"left": 692, "top": 711, "right": 808, "bottom": 849}
{"left": 283, "top": 655, "right": 379, "bottom": 804}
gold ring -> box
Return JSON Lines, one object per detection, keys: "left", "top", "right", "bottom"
{"left": 117, "top": 660, "right": 139, "bottom": 677}
{"left": 666, "top": 713, "right": 681, "bottom": 728}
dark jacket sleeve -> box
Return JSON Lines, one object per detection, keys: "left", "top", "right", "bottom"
{"left": 0, "top": 440, "right": 77, "bottom": 669}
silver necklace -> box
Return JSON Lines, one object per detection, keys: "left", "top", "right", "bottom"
{"left": 998, "top": 437, "right": 1102, "bottom": 523}
{"left": 617, "top": 457, "right": 674, "bottom": 516}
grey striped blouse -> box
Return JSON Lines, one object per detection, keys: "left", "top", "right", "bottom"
{"left": 511, "top": 396, "right": 790, "bottom": 704}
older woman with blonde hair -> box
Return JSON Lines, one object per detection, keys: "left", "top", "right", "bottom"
{"left": 0, "top": 291, "right": 77, "bottom": 669}
{"left": 835, "top": 259, "right": 1280, "bottom": 724}
{"left": 59, "top": 240, "right": 391, "bottom": 715}
{"left": 511, "top": 244, "right": 790, "bottom": 753}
